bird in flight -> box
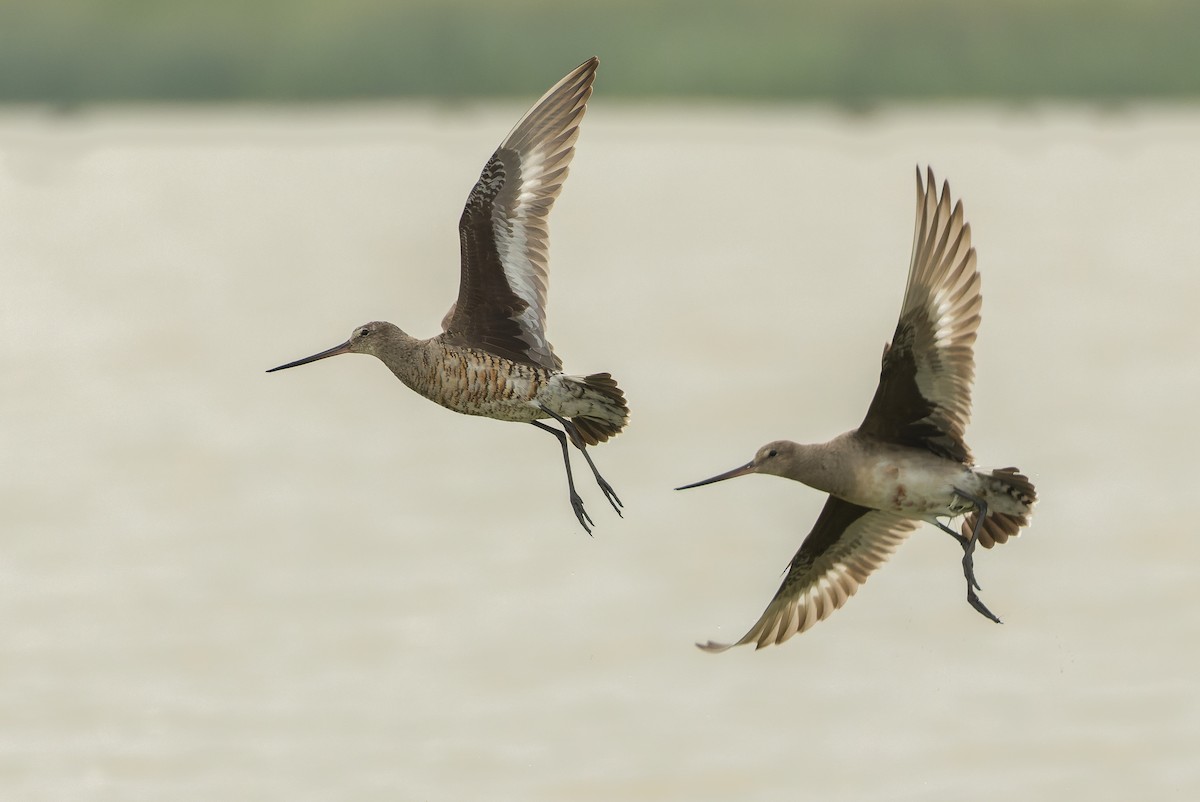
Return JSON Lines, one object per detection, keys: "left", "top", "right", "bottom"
{"left": 269, "top": 58, "right": 627, "bottom": 534}
{"left": 678, "top": 168, "right": 1036, "bottom": 651}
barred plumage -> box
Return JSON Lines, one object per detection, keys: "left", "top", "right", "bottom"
{"left": 268, "top": 58, "right": 625, "bottom": 534}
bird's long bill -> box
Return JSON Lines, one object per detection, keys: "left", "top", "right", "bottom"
{"left": 675, "top": 461, "right": 756, "bottom": 491}
{"left": 266, "top": 340, "right": 353, "bottom": 373}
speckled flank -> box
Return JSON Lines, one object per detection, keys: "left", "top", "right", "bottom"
{"left": 267, "top": 59, "right": 622, "bottom": 536}
{"left": 406, "top": 343, "right": 547, "bottom": 421}
{"left": 382, "top": 339, "right": 628, "bottom": 441}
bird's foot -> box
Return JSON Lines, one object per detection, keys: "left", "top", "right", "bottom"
{"left": 569, "top": 491, "right": 595, "bottom": 537}
{"left": 966, "top": 584, "right": 1002, "bottom": 624}
{"left": 593, "top": 474, "right": 623, "bottom": 517}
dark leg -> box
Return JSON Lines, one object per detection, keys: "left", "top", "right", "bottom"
{"left": 563, "top": 421, "right": 623, "bottom": 516}
{"left": 538, "top": 405, "right": 622, "bottom": 516}
{"left": 951, "top": 487, "right": 1001, "bottom": 624}
{"left": 530, "top": 420, "right": 593, "bottom": 536}
{"left": 932, "top": 519, "right": 980, "bottom": 590}
{"left": 932, "top": 519, "right": 970, "bottom": 549}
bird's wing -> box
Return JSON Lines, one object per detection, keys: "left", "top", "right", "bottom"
{"left": 858, "top": 166, "right": 981, "bottom": 463}
{"left": 443, "top": 57, "right": 598, "bottom": 370}
{"left": 699, "top": 497, "right": 919, "bottom": 652}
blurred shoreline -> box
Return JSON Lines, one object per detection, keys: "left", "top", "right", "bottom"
{"left": 3, "top": 1, "right": 1200, "bottom": 103}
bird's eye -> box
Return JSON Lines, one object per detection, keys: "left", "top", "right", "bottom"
{"left": 767, "top": 449, "right": 778, "bottom": 458}
{"left": 359, "top": 328, "right": 371, "bottom": 337}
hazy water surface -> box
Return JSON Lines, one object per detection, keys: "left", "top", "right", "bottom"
{"left": 1, "top": 103, "right": 1198, "bottom": 800}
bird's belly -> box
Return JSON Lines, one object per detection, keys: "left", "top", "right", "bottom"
{"left": 440, "top": 393, "right": 543, "bottom": 421}
{"left": 847, "top": 456, "right": 972, "bottom": 517}
{"left": 425, "top": 379, "right": 544, "bottom": 421}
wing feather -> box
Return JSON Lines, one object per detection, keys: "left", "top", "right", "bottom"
{"left": 699, "top": 498, "right": 919, "bottom": 652}
{"left": 858, "top": 167, "right": 981, "bottom": 462}
{"left": 444, "top": 58, "right": 598, "bottom": 370}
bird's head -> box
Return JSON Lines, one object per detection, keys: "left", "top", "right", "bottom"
{"left": 267, "top": 321, "right": 400, "bottom": 372}
{"left": 675, "top": 440, "right": 798, "bottom": 489}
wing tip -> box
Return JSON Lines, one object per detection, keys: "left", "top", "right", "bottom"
{"left": 916, "top": 165, "right": 955, "bottom": 202}
{"left": 917, "top": 164, "right": 935, "bottom": 190}
{"left": 563, "top": 57, "right": 599, "bottom": 92}
{"left": 567, "top": 56, "right": 600, "bottom": 95}
{"left": 696, "top": 640, "right": 736, "bottom": 654}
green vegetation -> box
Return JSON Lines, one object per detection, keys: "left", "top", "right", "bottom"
{"left": 2, "top": 0, "right": 1198, "bottom": 103}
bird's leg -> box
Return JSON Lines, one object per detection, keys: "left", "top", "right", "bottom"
{"left": 932, "top": 519, "right": 971, "bottom": 550}
{"left": 564, "top": 421, "right": 623, "bottom": 516}
{"left": 530, "top": 420, "right": 593, "bottom": 536}
{"left": 931, "top": 518, "right": 981, "bottom": 590}
{"left": 538, "top": 405, "right": 623, "bottom": 516}
{"left": 951, "top": 487, "right": 1001, "bottom": 624}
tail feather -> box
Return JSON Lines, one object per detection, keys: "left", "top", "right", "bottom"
{"left": 570, "top": 373, "right": 629, "bottom": 446}
{"left": 962, "top": 467, "right": 1037, "bottom": 549}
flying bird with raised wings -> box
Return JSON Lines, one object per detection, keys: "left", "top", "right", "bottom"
{"left": 269, "top": 58, "right": 628, "bottom": 534}
{"left": 678, "top": 168, "right": 1036, "bottom": 651}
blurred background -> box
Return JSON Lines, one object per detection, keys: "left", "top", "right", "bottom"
{"left": 2, "top": 2, "right": 1198, "bottom": 801}
{"left": 3, "top": 0, "right": 1200, "bottom": 104}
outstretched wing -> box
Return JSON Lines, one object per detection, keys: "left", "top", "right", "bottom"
{"left": 858, "top": 167, "right": 981, "bottom": 463}
{"left": 699, "top": 498, "right": 918, "bottom": 652}
{"left": 443, "top": 57, "right": 598, "bottom": 370}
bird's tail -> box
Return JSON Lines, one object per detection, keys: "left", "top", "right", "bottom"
{"left": 962, "top": 467, "right": 1037, "bottom": 549}
{"left": 564, "top": 372, "right": 629, "bottom": 446}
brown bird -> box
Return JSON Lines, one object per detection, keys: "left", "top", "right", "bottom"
{"left": 678, "top": 168, "right": 1036, "bottom": 651}
{"left": 269, "top": 58, "right": 628, "bottom": 534}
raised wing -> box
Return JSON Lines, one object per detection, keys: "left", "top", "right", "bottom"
{"left": 858, "top": 167, "right": 982, "bottom": 463}
{"left": 699, "top": 498, "right": 919, "bottom": 652}
{"left": 444, "top": 57, "right": 598, "bottom": 370}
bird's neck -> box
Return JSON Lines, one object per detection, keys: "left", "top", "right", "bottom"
{"left": 374, "top": 330, "right": 426, "bottom": 385}
{"left": 772, "top": 436, "right": 859, "bottom": 498}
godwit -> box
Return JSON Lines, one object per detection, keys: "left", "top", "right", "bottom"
{"left": 268, "top": 57, "right": 628, "bottom": 534}
{"left": 678, "top": 168, "right": 1036, "bottom": 651}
